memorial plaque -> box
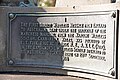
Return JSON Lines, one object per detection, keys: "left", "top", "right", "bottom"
{"left": 8, "top": 10, "right": 118, "bottom": 78}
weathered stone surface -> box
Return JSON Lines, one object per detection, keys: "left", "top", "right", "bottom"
{"left": 0, "top": 74, "right": 87, "bottom": 80}
{"left": 0, "top": 3, "right": 120, "bottom": 80}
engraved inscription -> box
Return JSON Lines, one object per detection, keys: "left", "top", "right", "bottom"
{"left": 9, "top": 11, "right": 117, "bottom": 78}
{"left": 39, "top": 23, "right": 107, "bottom": 61}
{"left": 36, "top": 12, "right": 117, "bottom": 76}
{"left": 19, "top": 22, "right": 64, "bottom": 65}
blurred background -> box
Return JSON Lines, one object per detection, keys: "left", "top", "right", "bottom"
{"left": 37, "top": 0, "right": 56, "bottom": 7}
{"left": 0, "top": 0, "right": 56, "bottom": 7}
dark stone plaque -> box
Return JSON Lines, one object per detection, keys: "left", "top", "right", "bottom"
{"left": 8, "top": 11, "right": 118, "bottom": 78}
{"left": 8, "top": 13, "right": 64, "bottom": 68}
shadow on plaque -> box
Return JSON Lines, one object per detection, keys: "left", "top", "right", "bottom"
{"left": 10, "top": 12, "right": 65, "bottom": 70}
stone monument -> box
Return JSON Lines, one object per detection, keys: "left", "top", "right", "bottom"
{"left": 0, "top": 0, "right": 120, "bottom": 80}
